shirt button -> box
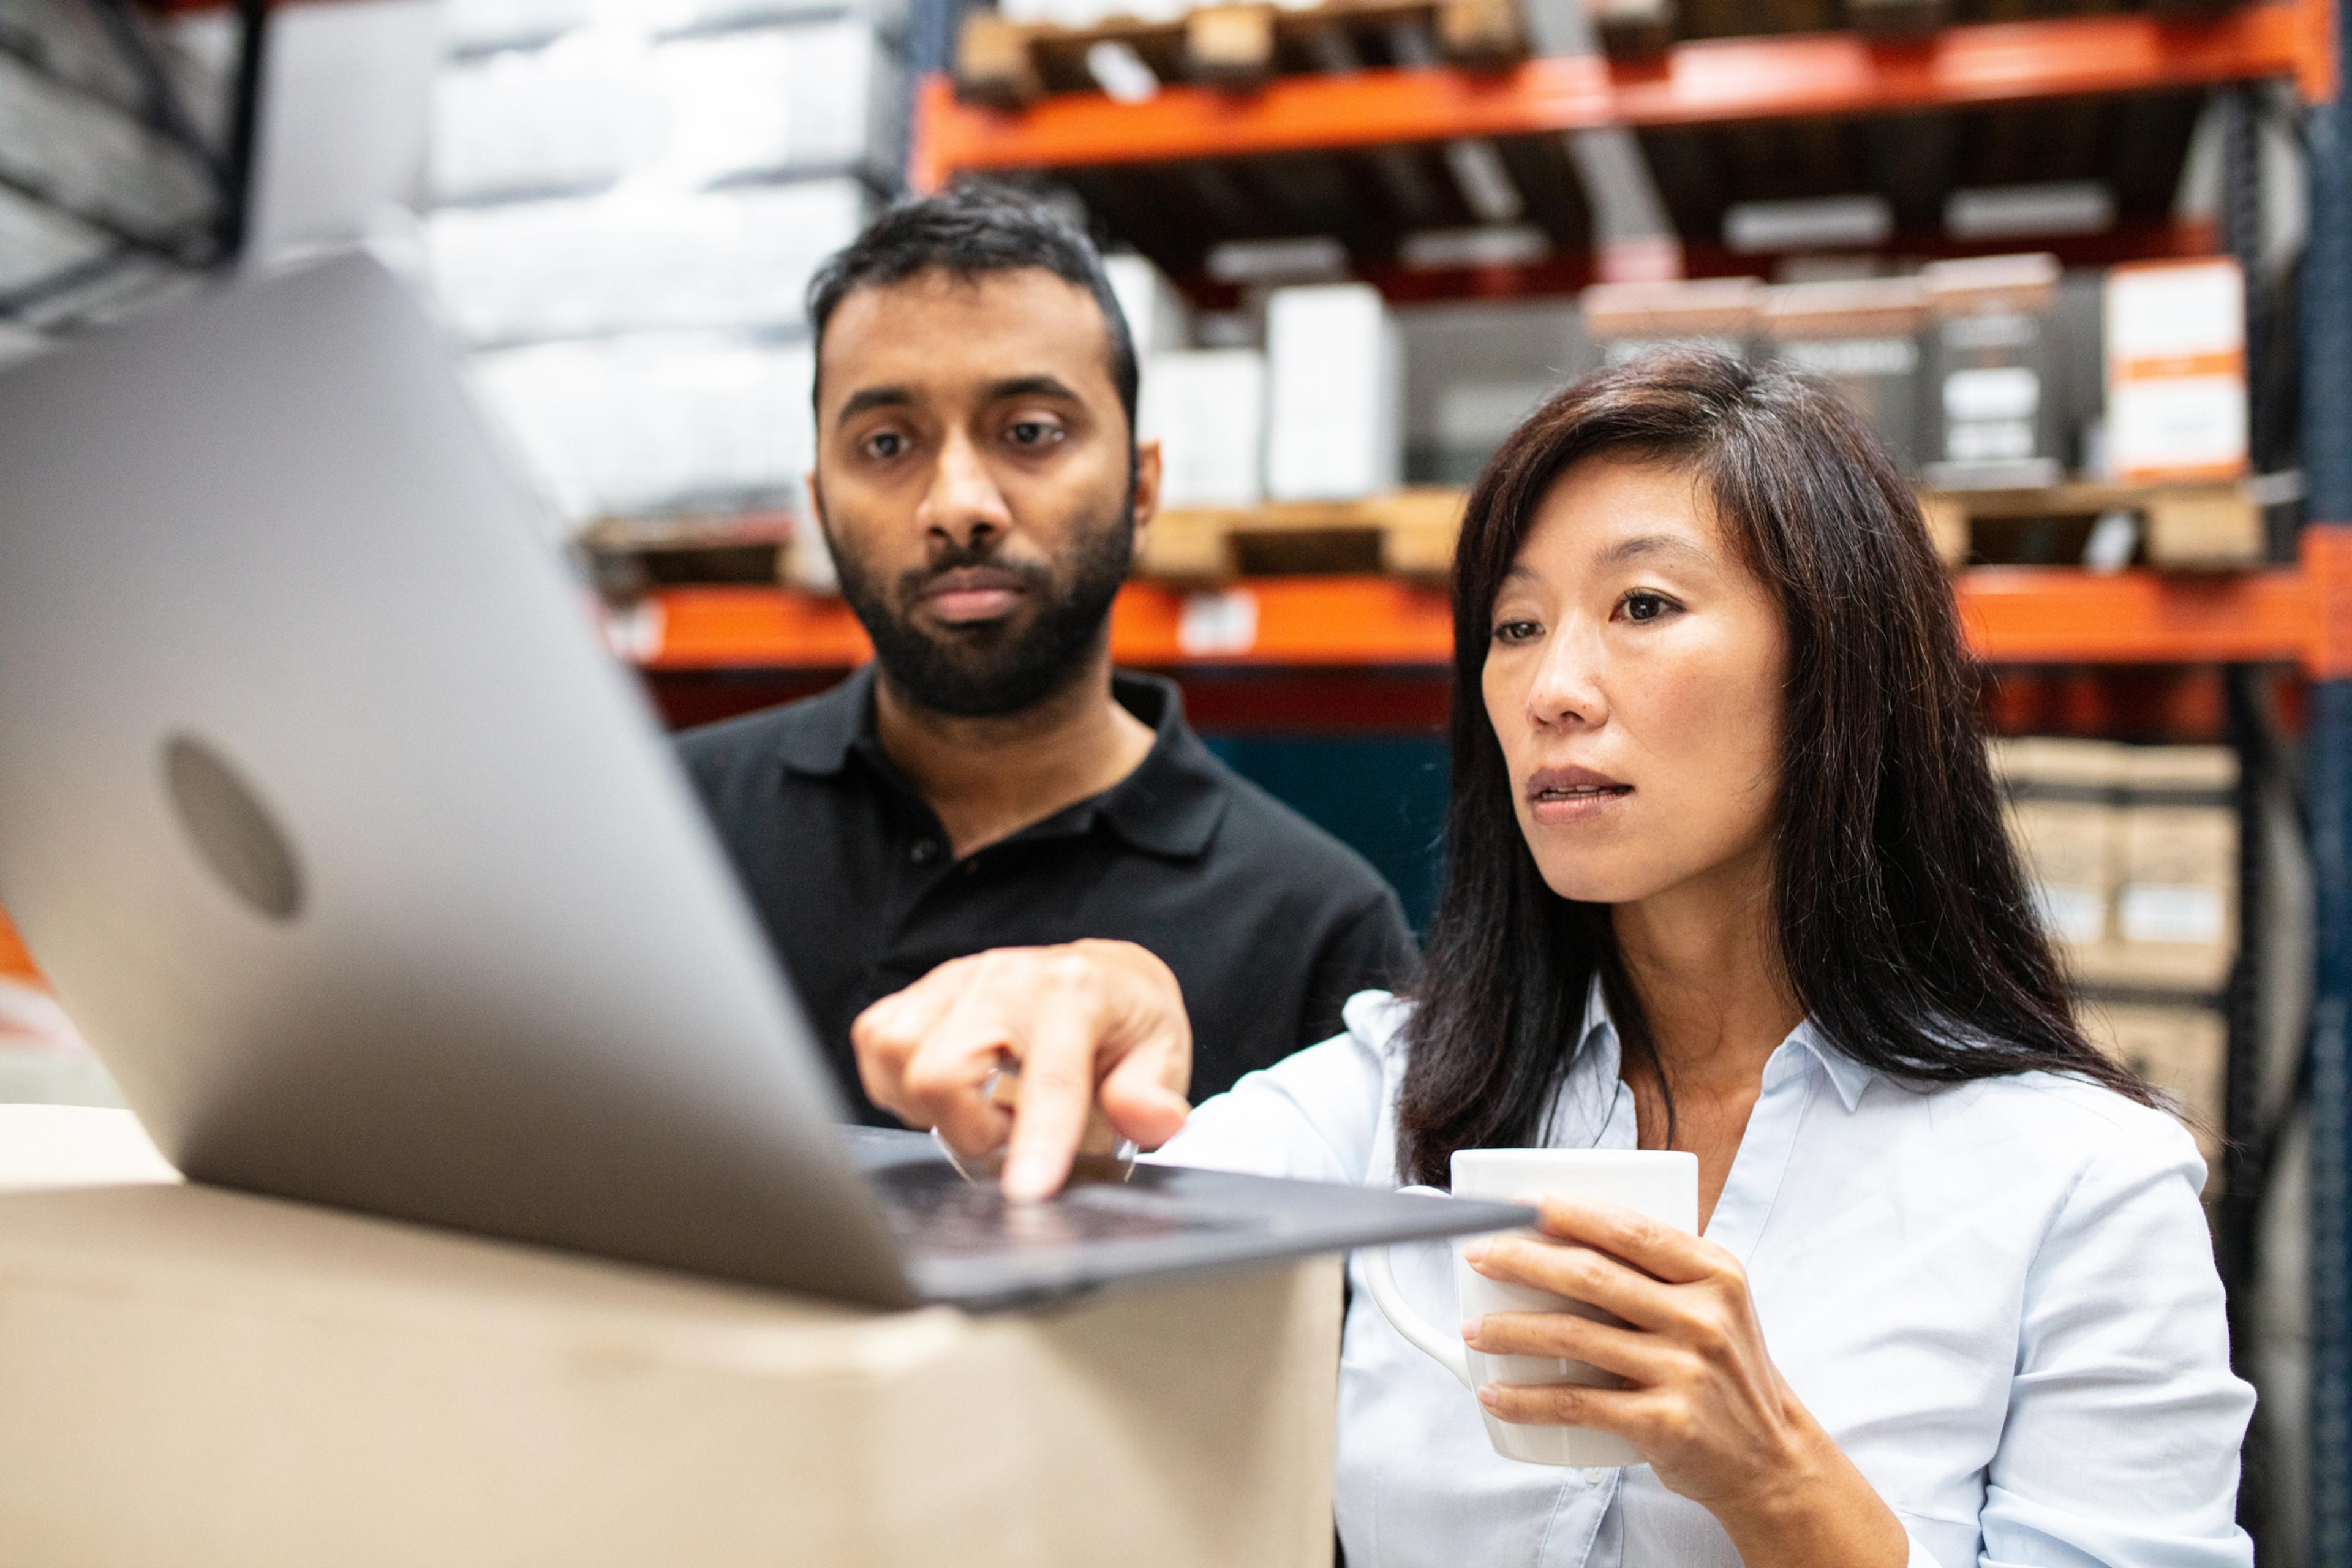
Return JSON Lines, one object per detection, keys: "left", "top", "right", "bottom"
{"left": 910, "top": 839, "right": 940, "bottom": 865}
{"left": 962, "top": 856, "right": 982, "bottom": 875}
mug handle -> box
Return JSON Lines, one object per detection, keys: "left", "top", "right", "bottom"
{"left": 1359, "top": 1185, "right": 1475, "bottom": 1392}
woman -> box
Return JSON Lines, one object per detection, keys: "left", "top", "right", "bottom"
{"left": 854, "top": 351, "right": 2254, "bottom": 1566}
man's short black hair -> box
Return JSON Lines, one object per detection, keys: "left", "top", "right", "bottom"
{"left": 806, "top": 184, "right": 1139, "bottom": 434}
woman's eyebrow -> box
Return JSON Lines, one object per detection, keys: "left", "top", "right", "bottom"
{"left": 1597, "top": 533, "right": 1716, "bottom": 570}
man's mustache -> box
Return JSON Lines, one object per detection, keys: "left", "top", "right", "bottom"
{"left": 895, "top": 544, "right": 1054, "bottom": 605}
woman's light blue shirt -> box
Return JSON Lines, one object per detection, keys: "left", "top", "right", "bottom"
{"left": 1155, "top": 986, "right": 2255, "bottom": 1568}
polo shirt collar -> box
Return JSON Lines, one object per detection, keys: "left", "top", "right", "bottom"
{"left": 1573, "top": 974, "right": 1873, "bottom": 1113}
{"left": 774, "top": 664, "right": 873, "bottom": 778}
{"left": 774, "top": 664, "right": 1228, "bottom": 861}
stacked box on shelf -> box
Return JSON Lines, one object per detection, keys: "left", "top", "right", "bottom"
{"left": 1921, "top": 253, "right": 2067, "bottom": 490}
{"left": 1994, "top": 737, "right": 2238, "bottom": 1179}
{"left": 1266, "top": 282, "right": 1404, "bottom": 502}
{"left": 425, "top": 0, "right": 903, "bottom": 546}
{"left": 1580, "top": 277, "right": 1759, "bottom": 367}
{"left": 1760, "top": 276, "right": 1928, "bottom": 473}
{"left": 1118, "top": 254, "right": 1273, "bottom": 511}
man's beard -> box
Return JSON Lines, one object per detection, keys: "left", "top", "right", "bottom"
{"left": 829, "top": 504, "right": 1136, "bottom": 720}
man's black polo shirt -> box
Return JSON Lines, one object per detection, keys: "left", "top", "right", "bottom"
{"left": 677, "top": 667, "right": 1416, "bottom": 1125}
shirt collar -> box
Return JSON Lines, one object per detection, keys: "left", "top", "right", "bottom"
{"left": 1574, "top": 974, "right": 1873, "bottom": 1113}
{"left": 774, "top": 665, "right": 1228, "bottom": 860}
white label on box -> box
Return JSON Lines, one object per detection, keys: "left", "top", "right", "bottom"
{"left": 1949, "top": 420, "right": 2035, "bottom": 462}
{"left": 2119, "top": 884, "right": 2227, "bottom": 946}
{"left": 1178, "top": 589, "right": 1259, "bottom": 657}
{"left": 2106, "top": 262, "right": 2244, "bottom": 361}
{"left": 2035, "top": 883, "right": 2108, "bottom": 944}
{"left": 2107, "top": 377, "right": 2248, "bottom": 478}
{"left": 1943, "top": 366, "right": 2040, "bottom": 421}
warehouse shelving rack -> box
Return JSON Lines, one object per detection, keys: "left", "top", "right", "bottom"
{"left": 625, "top": 0, "right": 2352, "bottom": 1546}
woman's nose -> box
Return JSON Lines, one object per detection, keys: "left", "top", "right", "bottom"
{"left": 1525, "top": 626, "right": 1607, "bottom": 730}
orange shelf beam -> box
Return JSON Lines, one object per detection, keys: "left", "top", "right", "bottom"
{"left": 914, "top": 6, "right": 2312, "bottom": 185}
{"left": 634, "top": 564, "right": 2328, "bottom": 675}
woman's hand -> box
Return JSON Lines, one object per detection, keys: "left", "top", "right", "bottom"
{"left": 1461, "top": 1196, "right": 1908, "bottom": 1568}
{"left": 852, "top": 940, "right": 1194, "bottom": 1200}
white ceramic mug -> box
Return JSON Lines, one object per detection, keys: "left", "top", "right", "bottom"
{"left": 1362, "top": 1148, "right": 1699, "bottom": 1467}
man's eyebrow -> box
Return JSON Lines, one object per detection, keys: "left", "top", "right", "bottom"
{"left": 834, "top": 386, "right": 913, "bottom": 426}
{"left": 1598, "top": 533, "right": 1717, "bottom": 570}
{"left": 986, "top": 374, "right": 1083, "bottom": 404}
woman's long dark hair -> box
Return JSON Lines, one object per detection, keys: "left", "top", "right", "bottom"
{"left": 1398, "top": 350, "right": 2154, "bottom": 1186}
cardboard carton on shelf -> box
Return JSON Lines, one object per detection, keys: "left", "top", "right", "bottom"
{"left": 1992, "top": 737, "right": 2127, "bottom": 967}
{"left": 2082, "top": 745, "right": 2239, "bottom": 995}
{"left": 0, "top": 1109, "right": 1342, "bottom": 1568}
{"left": 2103, "top": 258, "right": 2249, "bottom": 489}
{"left": 2081, "top": 1001, "right": 2228, "bottom": 1185}
{"left": 1266, "top": 282, "right": 1404, "bottom": 504}
{"left": 1141, "top": 347, "right": 1267, "bottom": 510}
{"left": 1580, "top": 276, "right": 1761, "bottom": 368}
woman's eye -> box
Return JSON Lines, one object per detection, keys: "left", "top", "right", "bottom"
{"left": 1618, "top": 591, "right": 1675, "bottom": 624}
{"left": 1491, "top": 619, "right": 1540, "bottom": 644}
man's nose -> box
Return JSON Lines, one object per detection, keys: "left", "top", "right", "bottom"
{"left": 917, "top": 431, "right": 1014, "bottom": 552}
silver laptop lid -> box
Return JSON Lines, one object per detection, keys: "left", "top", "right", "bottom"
{"left": 0, "top": 254, "right": 918, "bottom": 1306}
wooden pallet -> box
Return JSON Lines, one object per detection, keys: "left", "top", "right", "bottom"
{"left": 1136, "top": 489, "right": 1464, "bottom": 579}
{"left": 956, "top": 0, "right": 1524, "bottom": 108}
{"left": 577, "top": 514, "right": 809, "bottom": 600}
{"left": 1589, "top": 0, "right": 2241, "bottom": 56}
{"left": 1920, "top": 480, "right": 2268, "bottom": 571}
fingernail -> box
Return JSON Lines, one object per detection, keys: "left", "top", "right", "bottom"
{"left": 1460, "top": 1316, "right": 1483, "bottom": 1345}
{"left": 1463, "top": 1241, "right": 1488, "bottom": 1264}
{"left": 1002, "top": 1157, "right": 1050, "bottom": 1203}
{"left": 1477, "top": 1385, "right": 1501, "bottom": 1409}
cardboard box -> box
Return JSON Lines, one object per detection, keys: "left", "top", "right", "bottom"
{"left": 2099, "top": 745, "right": 2239, "bottom": 993}
{"left": 1266, "top": 284, "right": 1404, "bottom": 502}
{"left": 1921, "top": 252, "right": 2065, "bottom": 490}
{"left": 0, "top": 1109, "right": 1342, "bottom": 1568}
{"left": 2082, "top": 1003, "right": 2226, "bottom": 1182}
{"left": 1580, "top": 277, "right": 1760, "bottom": 367}
{"left": 1141, "top": 349, "right": 1267, "bottom": 509}
{"left": 1993, "top": 738, "right": 2126, "bottom": 956}
{"left": 1760, "top": 277, "right": 1926, "bottom": 473}
{"left": 1106, "top": 254, "right": 1193, "bottom": 356}
{"left": 2103, "top": 258, "right": 2248, "bottom": 486}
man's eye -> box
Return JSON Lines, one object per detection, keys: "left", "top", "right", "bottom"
{"left": 1007, "top": 420, "right": 1061, "bottom": 447}
{"left": 1619, "top": 592, "right": 1673, "bottom": 624}
{"left": 864, "top": 431, "right": 905, "bottom": 460}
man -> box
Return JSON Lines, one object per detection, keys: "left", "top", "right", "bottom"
{"left": 679, "top": 186, "right": 1414, "bottom": 1125}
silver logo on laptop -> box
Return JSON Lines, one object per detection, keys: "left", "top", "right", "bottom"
{"left": 162, "top": 734, "right": 304, "bottom": 922}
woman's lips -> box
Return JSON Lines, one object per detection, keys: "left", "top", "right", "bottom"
{"left": 1525, "top": 765, "right": 1632, "bottom": 825}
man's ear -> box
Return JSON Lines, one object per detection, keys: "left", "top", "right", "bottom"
{"left": 1130, "top": 439, "right": 1163, "bottom": 540}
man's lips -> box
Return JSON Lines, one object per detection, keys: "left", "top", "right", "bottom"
{"left": 915, "top": 567, "right": 1031, "bottom": 625}
{"left": 1525, "top": 764, "right": 1632, "bottom": 823}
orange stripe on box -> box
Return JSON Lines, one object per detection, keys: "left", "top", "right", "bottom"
{"left": 2112, "top": 350, "right": 2247, "bottom": 382}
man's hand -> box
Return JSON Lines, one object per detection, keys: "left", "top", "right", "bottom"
{"left": 851, "top": 940, "right": 1194, "bottom": 1200}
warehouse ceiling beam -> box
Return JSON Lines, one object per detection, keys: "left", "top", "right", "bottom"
{"left": 914, "top": 6, "right": 2321, "bottom": 186}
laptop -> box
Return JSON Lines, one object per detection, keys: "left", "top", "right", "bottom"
{"left": 0, "top": 254, "right": 1526, "bottom": 1310}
